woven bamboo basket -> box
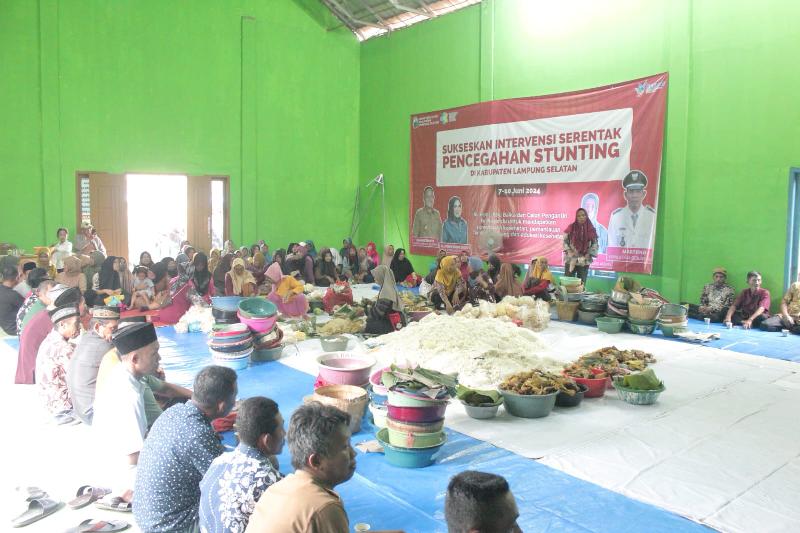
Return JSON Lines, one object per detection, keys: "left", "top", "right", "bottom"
{"left": 628, "top": 300, "right": 661, "bottom": 321}
{"left": 305, "top": 385, "right": 368, "bottom": 433}
{"left": 556, "top": 301, "right": 579, "bottom": 321}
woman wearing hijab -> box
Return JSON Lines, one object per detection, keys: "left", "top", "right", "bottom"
{"left": 381, "top": 245, "right": 395, "bottom": 266}
{"left": 212, "top": 253, "right": 234, "bottom": 296}
{"left": 55, "top": 256, "right": 87, "bottom": 292}
{"left": 314, "top": 248, "right": 341, "bottom": 287}
{"left": 158, "top": 252, "right": 215, "bottom": 324}
{"left": 366, "top": 265, "right": 406, "bottom": 334}
{"left": 430, "top": 256, "right": 466, "bottom": 314}
{"left": 117, "top": 257, "right": 135, "bottom": 300}
{"left": 357, "top": 248, "right": 375, "bottom": 283}
{"left": 94, "top": 256, "right": 122, "bottom": 297}
{"left": 271, "top": 249, "right": 288, "bottom": 275}
{"left": 341, "top": 246, "right": 358, "bottom": 281}
{"left": 225, "top": 258, "right": 257, "bottom": 296}
{"left": 466, "top": 256, "right": 495, "bottom": 305}
{"left": 340, "top": 238, "right": 353, "bottom": 260}
{"left": 365, "top": 242, "right": 380, "bottom": 266}
{"left": 83, "top": 251, "right": 105, "bottom": 292}
{"left": 207, "top": 249, "right": 221, "bottom": 276}
{"left": 458, "top": 250, "right": 470, "bottom": 281}
{"left": 265, "top": 263, "right": 307, "bottom": 317}
{"left": 486, "top": 254, "right": 502, "bottom": 283}
{"left": 563, "top": 207, "right": 599, "bottom": 285}
{"left": 523, "top": 257, "right": 555, "bottom": 300}
{"left": 441, "top": 195, "right": 468, "bottom": 244}
{"left": 494, "top": 263, "right": 522, "bottom": 300}
{"left": 249, "top": 252, "right": 267, "bottom": 285}
{"left": 285, "top": 243, "right": 315, "bottom": 284}
{"left": 390, "top": 248, "right": 415, "bottom": 285}
{"left": 222, "top": 240, "right": 235, "bottom": 256}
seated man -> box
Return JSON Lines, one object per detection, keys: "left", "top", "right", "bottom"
{"left": 16, "top": 269, "right": 53, "bottom": 335}
{"left": 688, "top": 267, "right": 735, "bottom": 322}
{"left": 95, "top": 320, "right": 192, "bottom": 429}
{"left": 14, "top": 261, "right": 37, "bottom": 298}
{"left": 93, "top": 322, "right": 161, "bottom": 506}
{"left": 445, "top": 471, "right": 521, "bottom": 533}
{"left": 134, "top": 366, "right": 237, "bottom": 533}
{"left": 67, "top": 306, "right": 121, "bottom": 425}
{"left": 724, "top": 271, "right": 771, "bottom": 329}
{"left": 761, "top": 275, "right": 800, "bottom": 333}
{"left": 246, "top": 402, "right": 355, "bottom": 533}
{"left": 199, "top": 396, "right": 285, "bottom": 533}
{"left": 0, "top": 260, "right": 24, "bottom": 335}
{"left": 35, "top": 305, "right": 81, "bottom": 417}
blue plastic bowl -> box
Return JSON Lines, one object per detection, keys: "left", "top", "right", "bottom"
{"left": 376, "top": 428, "right": 445, "bottom": 468}
{"left": 211, "top": 355, "right": 250, "bottom": 371}
{"left": 211, "top": 296, "right": 245, "bottom": 312}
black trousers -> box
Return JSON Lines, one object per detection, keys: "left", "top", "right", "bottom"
{"left": 565, "top": 265, "right": 589, "bottom": 285}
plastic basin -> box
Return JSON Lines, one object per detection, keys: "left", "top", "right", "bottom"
{"left": 578, "top": 309, "right": 603, "bottom": 324}
{"left": 211, "top": 323, "right": 250, "bottom": 337}
{"left": 237, "top": 297, "right": 278, "bottom": 318}
{"left": 386, "top": 417, "right": 445, "bottom": 434}
{"left": 386, "top": 403, "right": 448, "bottom": 423}
{"left": 659, "top": 321, "right": 688, "bottom": 337}
{"left": 237, "top": 311, "right": 278, "bottom": 333}
{"left": 211, "top": 296, "right": 245, "bottom": 312}
{"left": 376, "top": 428, "right": 445, "bottom": 468}
{"left": 208, "top": 338, "right": 254, "bottom": 353}
{"left": 387, "top": 427, "right": 444, "bottom": 448}
{"left": 387, "top": 389, "right": 450, "bottom": 408}
{"left": 595, "top": 316, "right": 624, "bottom": 333}
{"left": 320, "top": 336, "right": 349, "bottom": 352}
{"left": 369, "top": 403, "right": 388, "bottom": 429}
{"left": 614, "top": 382, "right": 666, "bottom": 405}
{"left": 628, "top": 321, "right": 656, "bottom": 335}
{"left": 212, "top": 308, "right": 239, "bottom": 323}
{"left": 555, "top": 383, "right": 588, "bottom": 407}
{"left": 461, "top": 401, "right": 502, "bottom": 419}
{"left": 498, "top": 389, "right": 557, "bottom": 418}
{"left": 317, "top": 352, "right": 376, "bottom": 386}
{"left": 661, "top": 303, "right": 687, "bottom": 316}
{"left": 569, "top": 376, "right": 606, "bottom": 398}
{"left": 250, "top": 346, "right": 283, "bottom": 362}
{"left": 369, "top": 367, "right": 390, "bottom": 397}
{"left": 559, "top": 276, "right": 582, "bottom": 286}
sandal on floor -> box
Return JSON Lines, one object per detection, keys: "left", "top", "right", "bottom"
{"left": 68, "top": 518, "right": 130, "bottom": 533}
{"left": 68, "top": 486, "right": 111, "bottom": 510}
{"left": 93, "top": 496, "right": 132, "bottom": 513}
{"left": 11, "top": 497, "right": 62, "bottom": 527}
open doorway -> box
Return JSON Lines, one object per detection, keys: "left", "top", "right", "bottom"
{"left": 127, "top": 174, "right": 188, "bottom": 262}
{"left": 76, "top": 172, "right": 229, "bottom": 264}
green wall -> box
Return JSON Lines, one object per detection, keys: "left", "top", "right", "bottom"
{"left": 0, "top": 0, "right": 360, "bottom": 253}
{"left": 359, "top": 0, "right": 800, "bottom": 306}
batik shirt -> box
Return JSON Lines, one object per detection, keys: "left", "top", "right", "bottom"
{"left": 783, "top": 282, "right": 800, "bottom": 319}
{"left": 199, "top": 443, "right": 282, "bottom": 533}
{"left": 134, "top": 402, "right": 224, "bottom": 532}
{"left": 700, "top": 283, "right": 736, "bottom": 313}
{"left": 35, "top": 329, "right": 75, "bottom": 414}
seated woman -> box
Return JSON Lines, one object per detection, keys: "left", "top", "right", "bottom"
{"left": 429, "top": 256, "right": 466, "bottom": 314}
{"left": 207, "top": 248, "right": 221, "bottom": 277}
{"left": 130, "top": 266, "right": 155, "bottom": 309}
{"left": 486, "top": 253, "right": 502, "bottom": 284}
{"left": 150, "top": 259, "right": 172, "bottom": 308}
{"left": 466, "top": 256, "right": 495, "bottom": 305}
{"left": 225, "top": 258, "right": 257, "bottom": 297}
{"left": 93, "top": 256, "right": 124, "bottom": 304}
{"left": 55, "top": 255, "right": 87, "bottom": 292}
{"left": 271, "top": 249, "right": 287, "bottom": 275}
{"left": 213, "top": 253, "right": 234, "bottom": 296}
{"left": 117, "top": 257, "right": 135, "bottom": 303}
{"left": 285, "top": 243, "right": 315, "bottom": 284}
{"left": 138, "top": 251, "right": 156, "bottom": 272}
{"left": 83, "top": 251, "right": 105, "bottom": 292}
{"left": 314, "top": 248, "right": 341, "bottom": 287}
{"left": 381, "top": 245, "right": 395, "bottom": 266}
{"left": 264, "top": 263, "right": 307, "bottom": 317}
{"left": 356, "top": 248, "right": 375, "bottom": 284}
{"left": 522, "top": 257, "right": 554, "bottom": 301}
{"left": 249, "top": 252, "right": 267, "bottom": 284}
{"left": 494, "top": 263, "right": 522, "bottom": 300}
{"left": 687, "top": 267, "right": 735, "bottom": 322}
{"left": 158, "top": 252, "right": 215, "bottom": 324}
{"left": 341, "top": 246, "right": 359, "bottom": 280}
{"left": 390, "top": 248, "right": 416, "bottom": 286}
{"left": 365, "top": 265, "right": 406, "bottom": 334}
{"left": 723, "top": 271, "right": 770, "bottom": 329}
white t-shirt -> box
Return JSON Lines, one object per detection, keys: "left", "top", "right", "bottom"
{"left": 52, "top": 241, "right": 73, "bottom": 270}
{"left": 93, "top": 364, "right": 147, "bottom": 458}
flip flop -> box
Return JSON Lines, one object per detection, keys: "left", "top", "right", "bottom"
{"left": 68, "top": 486, "right": 111, "bottom": 510}
{"left": 93, "top": 496, "right": 131, "bottom": 513}
{"left": 68, "top": 518, "right": 130, "bottom": 533}
{"left": 11, "top": 497, "right": 62, "bottom": 527}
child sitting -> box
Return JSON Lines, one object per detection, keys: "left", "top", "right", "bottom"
{"left": 131, "top": 266, "right": 155, "bottom": 309}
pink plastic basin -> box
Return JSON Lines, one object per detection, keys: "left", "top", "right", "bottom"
{"left": 569, "top": 376, "right": 607, "bottom": 398}
{"left": 387, "top": 403, "right": 448, "bottom": 423}
{"left": 237, "top": 311, "right": 277, "bottom": 334}
{"left": 316, "top": 352, "right": 376, "bottom": 386}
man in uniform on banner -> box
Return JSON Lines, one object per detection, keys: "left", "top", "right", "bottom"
{"left": 608, "top": 170, "right": 656, "bottom": 249}
{"left": 412, "top": 186, "right": 443, "bottom": 240}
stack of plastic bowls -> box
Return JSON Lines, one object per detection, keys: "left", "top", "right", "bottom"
{"left": 211, "top": 296, "right": 244, "bottom": 324}
{"left": 237, "top": 298, "right": 278, "bottom": 333}
{"left": 607, "top": 290, "right": 630, "bottom": 318}
{"left": 368, "top": 368, "right": 390, "bottom": 430}
{"left": 380, "top": 387, "right": 449, "bottom": 468}
{"left": 658, "top": 303, "right": 688, "bottom": 337}
{"left": 578, "top": 293, "right": 608, "bottom": 324}
{"left": 208, "top": 323, "right": 253, "bottom": 371}
{"left": 251, "top": 325, "right": 284, "bottom": 362}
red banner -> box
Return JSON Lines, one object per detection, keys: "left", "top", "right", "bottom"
{"left": 409, "top": 74, "right": 668, "bottom": 274}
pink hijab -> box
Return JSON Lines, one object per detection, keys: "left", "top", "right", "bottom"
{"left": 266, "top": 263, "right": 283, "bottom": 284}
{"left": 366, "top": 242, "right": 380, "bottom": 266}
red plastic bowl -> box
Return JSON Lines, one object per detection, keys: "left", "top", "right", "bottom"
{"left": 387, "top": 403, "right": 448, "bottom": 423}
{"left": 569, "top": 376, "right": 607, "bottom": 398}
{"left": 237, "top": 311, "right": 277, "bottom": 333}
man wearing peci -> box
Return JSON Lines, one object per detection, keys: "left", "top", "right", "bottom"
{"left": 411, "top": 186, "right": 443, "bottom": 240}
{"left": 607, "top": 170, "right": 656, "bottom": 249}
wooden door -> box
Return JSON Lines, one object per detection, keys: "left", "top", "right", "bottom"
{"left": 187, "top": 175, "right": 213, "bottom": 254}
{"left": 89, "top": 173, "right": 128, "bottom": 258}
